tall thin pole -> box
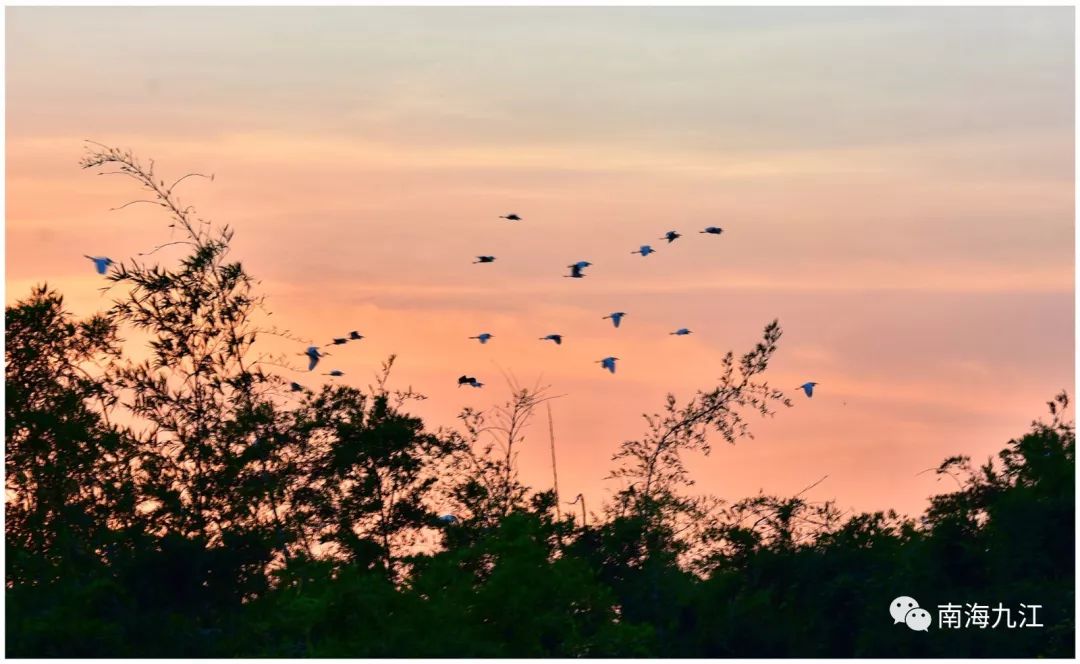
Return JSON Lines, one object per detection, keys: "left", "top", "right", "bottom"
{"left": 547, "top": 402, "right": 562, "bottom": 523}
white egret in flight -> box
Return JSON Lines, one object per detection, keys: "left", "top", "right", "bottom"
{"left": 84, "top": 255, "right": 114, "bottom": 275}
{"left": 305, "top": 346, "right": 324, "bottom": 371}
{"left": 603, "top": 312, "right": 626, "bottom": 328}
{"left": 597, "top": 357, "right": 619, "bottom": 374}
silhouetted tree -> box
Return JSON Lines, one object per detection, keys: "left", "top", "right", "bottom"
{"left": 610, "top": 320, "right": 789, "bottom": 528}
{"left": 456, "top": 377, "right": 560, "bottom": 527}
{"left": 76, "top": 145, "right": 313, "bottom": 612}
{"left": 6, "top": 287, "right": 134, "bottom": 584}
{"left": 287, "top": 357, "right": 466, "bottom": 579}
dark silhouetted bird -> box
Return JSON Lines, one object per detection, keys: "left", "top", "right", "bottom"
{"left": 566, "top": 261, "right": 592, "bottom": 278}
{"left": 540, "top": 334, "right": 563, "bottom": 345}
{"left": 325, "top": 370, "right": 344, "bottom": 377}
{"left": 327, "top": 338, "right": 348, "bottom": 346}
{"left": 458, "top": 375, "right": 484, "bottom": 388}
{"left": 470, "top": 333, "right": 494, "bottom": 344}
{"left": 603, "top": 312, "right": 626, "bottom": 328}
{"left": 661, "top": 230, "right": 681, "bottom": 243}
{"left": 597, "top": 356, "right": 619, "bottom": 374}
{"left": 289, "top": 382, "right": 304, "bottom": 392}
{"left": 500, "top": 213, "right": 521, "bottom": 221}
{"left": 85, "top": 255, "right": 114, "bottom": 275}
{"left": 799, "top": 381, "right": 818, "bottom": 398}
{"left": 348, "top": 331, "right": 364, "bottom": 340}
{"left": 700, "top": 226, "right": 724, "bottom": 235}
{"left": 474, "top": 255, "right": 496, "bottom": 264}
{"left": 671, "top": 328, "right": 692, "bottom": 336}
{"left": 632, "top": 245, "right": 655, "bottom": 257}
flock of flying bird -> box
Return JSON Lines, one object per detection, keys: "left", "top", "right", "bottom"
{"left": 286, "top": 332, "right": 368, "bottom": 392}
{"left": 83, "top": 215, "right": 819, "bottom": 400}
{"left": 454, "top": 217, "right": 731, "bottom": 388}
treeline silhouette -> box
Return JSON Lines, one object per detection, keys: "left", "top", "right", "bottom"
{"left": 6, "top": 146, "right": 1075, "bottom": 657}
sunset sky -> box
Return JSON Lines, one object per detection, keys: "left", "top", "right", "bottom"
{"left": 6, "top": 6, "right": 1074, "bottom": 517}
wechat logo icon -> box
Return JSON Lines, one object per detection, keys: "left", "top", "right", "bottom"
{"left": 891, "top": 596, "right": 931, "bottom": 632}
